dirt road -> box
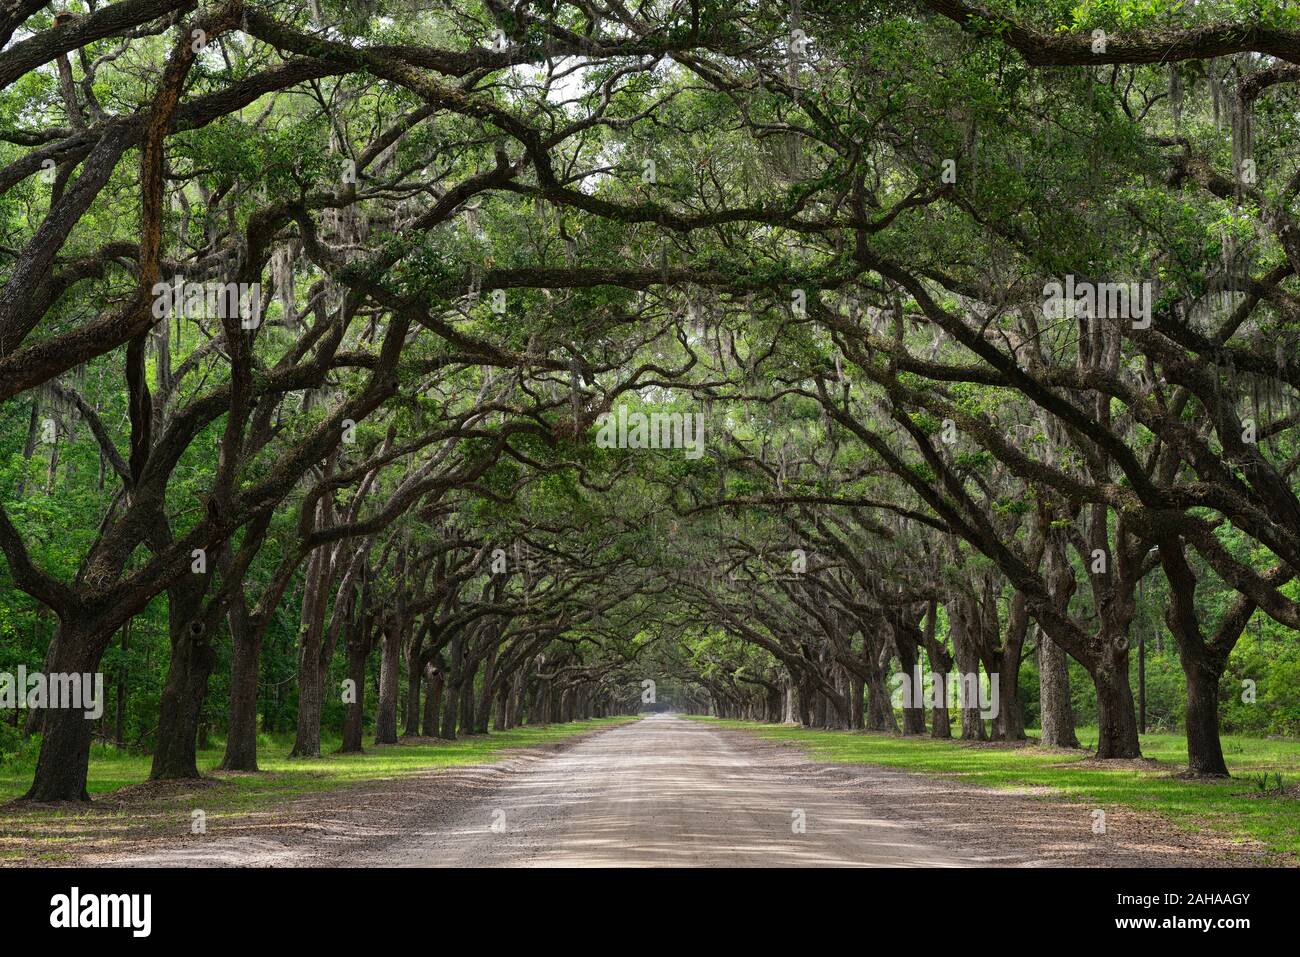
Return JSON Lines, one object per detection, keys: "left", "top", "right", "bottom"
{"left": 95, "top": 714, "right": 1269, "bottom": 868}
{"left": 384, "top": 712, "right": 957, "bottom": 867}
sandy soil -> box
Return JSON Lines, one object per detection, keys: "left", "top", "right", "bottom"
{"left": 77, "top": 714, "right": 1274, "bottom": 868}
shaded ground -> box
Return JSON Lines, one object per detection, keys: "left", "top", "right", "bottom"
{"left": 58, "top": 713, "right": 1276, "bottom": 867}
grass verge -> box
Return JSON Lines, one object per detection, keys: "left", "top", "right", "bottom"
{"left": 691, "top": 718, "right": 1300, "bottom": 859}
{"left": 0, "top": 717, "right": 635, "bottom": 864}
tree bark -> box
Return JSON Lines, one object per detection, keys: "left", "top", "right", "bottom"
{"left": 22, "top": 622, "right": 103, "bottom": 801}
{"left": 1182, "top": 653, "right": 1229, "bottom": 777}
{"left": 401, "top": 621, "right": 427, "bottom": 737}
{"left": 290, "top": 540, "right": 331, "bottom": 757}
{"left": 151, "top": 575, "right": 216, "bottom": 781}
{"left": 459, "top": 662, "right": 477, "bottom": 733}
{"left": 401, "top": 646, "right": 421, "bottom": 738}
{"left": 996, "top": 591, "right": 1030, "bottom": 741}
{"left": 1093, "top": 657, "right": 1141, "bottom": 759}
{"left": 422, "top": 664, "right": 443, "bottom": 737}
{"left": 341, "top": 630, "right": 371, "bottom": 753}
{"left": 441, "top": 678, "right": 460, "bottom": 738}
{"left": 1036, "top": 625, "right": 1079, "bottom": 747}
{"left": 847, "top": 673, "right": 863, "bottom": 729}
{"left": 1039, "top": 530, "right": 1080, "bottom": 747}
{"left": 891, "top": 614, "right": 927, "bottom": 735}
{"left": 863, "top": 668, "right": 896, "bottom": 731}
{"left": 220, "top": 607, "right": 263, "bottom": 770}
{"left": 373, "top": 621, "right": 402, "bottom": 745}
{"left": 920, "top": 600, "right": 952, "bottom": 739}
{"left": 475, "top": 642, "right": 497, "bottom": 734}
{"left": 948, "top": 599, "right": 986, "bottom": 740}
{"left": 494, "top": 680, "right": 509, "bottom": 730}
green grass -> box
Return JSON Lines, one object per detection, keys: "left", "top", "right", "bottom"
{"left": 0, "top": 718, "right": 636, "bottom": 804}
{"left": 692, "top": 718, "right": 1300, "bottom": 859}
{"left": 0, "top": 718, "right": 635, "bottom": 863}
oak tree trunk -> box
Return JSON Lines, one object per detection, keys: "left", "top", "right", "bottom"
{"left": 23, "top": 623, "right": 102, "bottom": 801}
{"left": 1093, "top": 656, "right": 1141, "bottom": 759}
{"left": 422, "top": 665, "right": 443, "bottom": 737}
{"left": 1181, "top": 650, "right": 1230, "bottom": 777}
{"left": 341, "top": 637, "right": 370, "bottom": 753}
{"left": 374, "top": 623, "right": 401, "bottom": 745}
{"left": 220, "top": 611, "right": 263, "bottom": 770}
{"left": 1036, "top": 627, "right": 1079, "bottom": 748}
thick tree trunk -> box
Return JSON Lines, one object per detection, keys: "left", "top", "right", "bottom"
{"left": 847, "top": 673, "right": 864, "bottom": 729}
{"left": 1181, "top": 652, "right": 1229, "bottom": 777}
{"left": 823, "top": 667, "right": 849, "bottom": 729}
{"left": 291, "top": 657, "right": 323, "bottom": 756}
{"left": 919, "top": 600, "right": 952, "bottom": 738}
{"left": 341, "top": 638, "right": 370, "bottom": 753}
{"left": 812, "top": 686, "right": 827, "bottom": 727}
{"left": 949, "top": 600, "right": 986, "bottom": 741}
{"left": 422, "top": 665, "right": 443, "bottom": 737}
{"left": 373, "top": 624, "right": 401, "bottom": 745}
{"left": 795, "top": 676, "right": 813, "bottom": 726}
{"left": 24, "top": 705, "right": 95, "bottom": 801}
{"left": 1036, "top": 626, "right": 1079, "bottom": 748}
{"left": 929, "top": 671, "right": 952, "bottom": 739}
{"left": 494, "top": 682, "right": 509, "bottom": 730}
{"left": 995, "top": 592, "right": 1029, "bottom": 741}
{"left": 860, "top": 625, "right": 899, "bottom": 732}
{"left": 459, "top": 662, "right": 477, "bottom": 732}
{"left": 530, "top": 673, "right": 550, "bottom": 726}
{"left": 151, "top": 569, "right": 215, "bottom": 781}
{"left": 1093, "top": 657, "right": 1141, "bottom": 759}
{"left": 1158, "top": 537, "right": 1250, "bottom": 777}
{"left": 782, "top": 677, "right": 798, "bottom": 724}
{"left": 896, "top": 642, "right": 927, "bottom": 736}
{"left": 220, "top": 611, "right": 263, "bottom": 770}
{"left": 552, "top": 682, "right": 564, "bottom": 722}
{"left": 475, "top": 645, "right": 497, "bottom": 734}
{"left": 402, "top": 643, "right": 422, "bottom": 737}
{"left": 22, "top": 624, "right": 103, "bottom": 802}
{"left": 151, "top": 623, "right": 216, "bottom": 780}
{"left": 440, "top": 680, "right": 460, "bottom": 738}
{"left": 1040, "top": 530, "right": 1081, "bottom": 747}
{"left": 290, "top": 544, "right": 330, "bottom": 758}
{"left": 442, "top": 637, "right": 466, "bottom": 736}
{"left": 765, "top": 686, "right": 782, "bottom": 723}
{"left": 864, "top": 661, "right": 896, "bottom": 732}
{"left": 508, "top": 673, "right": 526, "bottom": 727}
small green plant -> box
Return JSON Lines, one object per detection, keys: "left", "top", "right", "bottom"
{"left": 1250, "top": 772, "right": 1286, "bottom": 795}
